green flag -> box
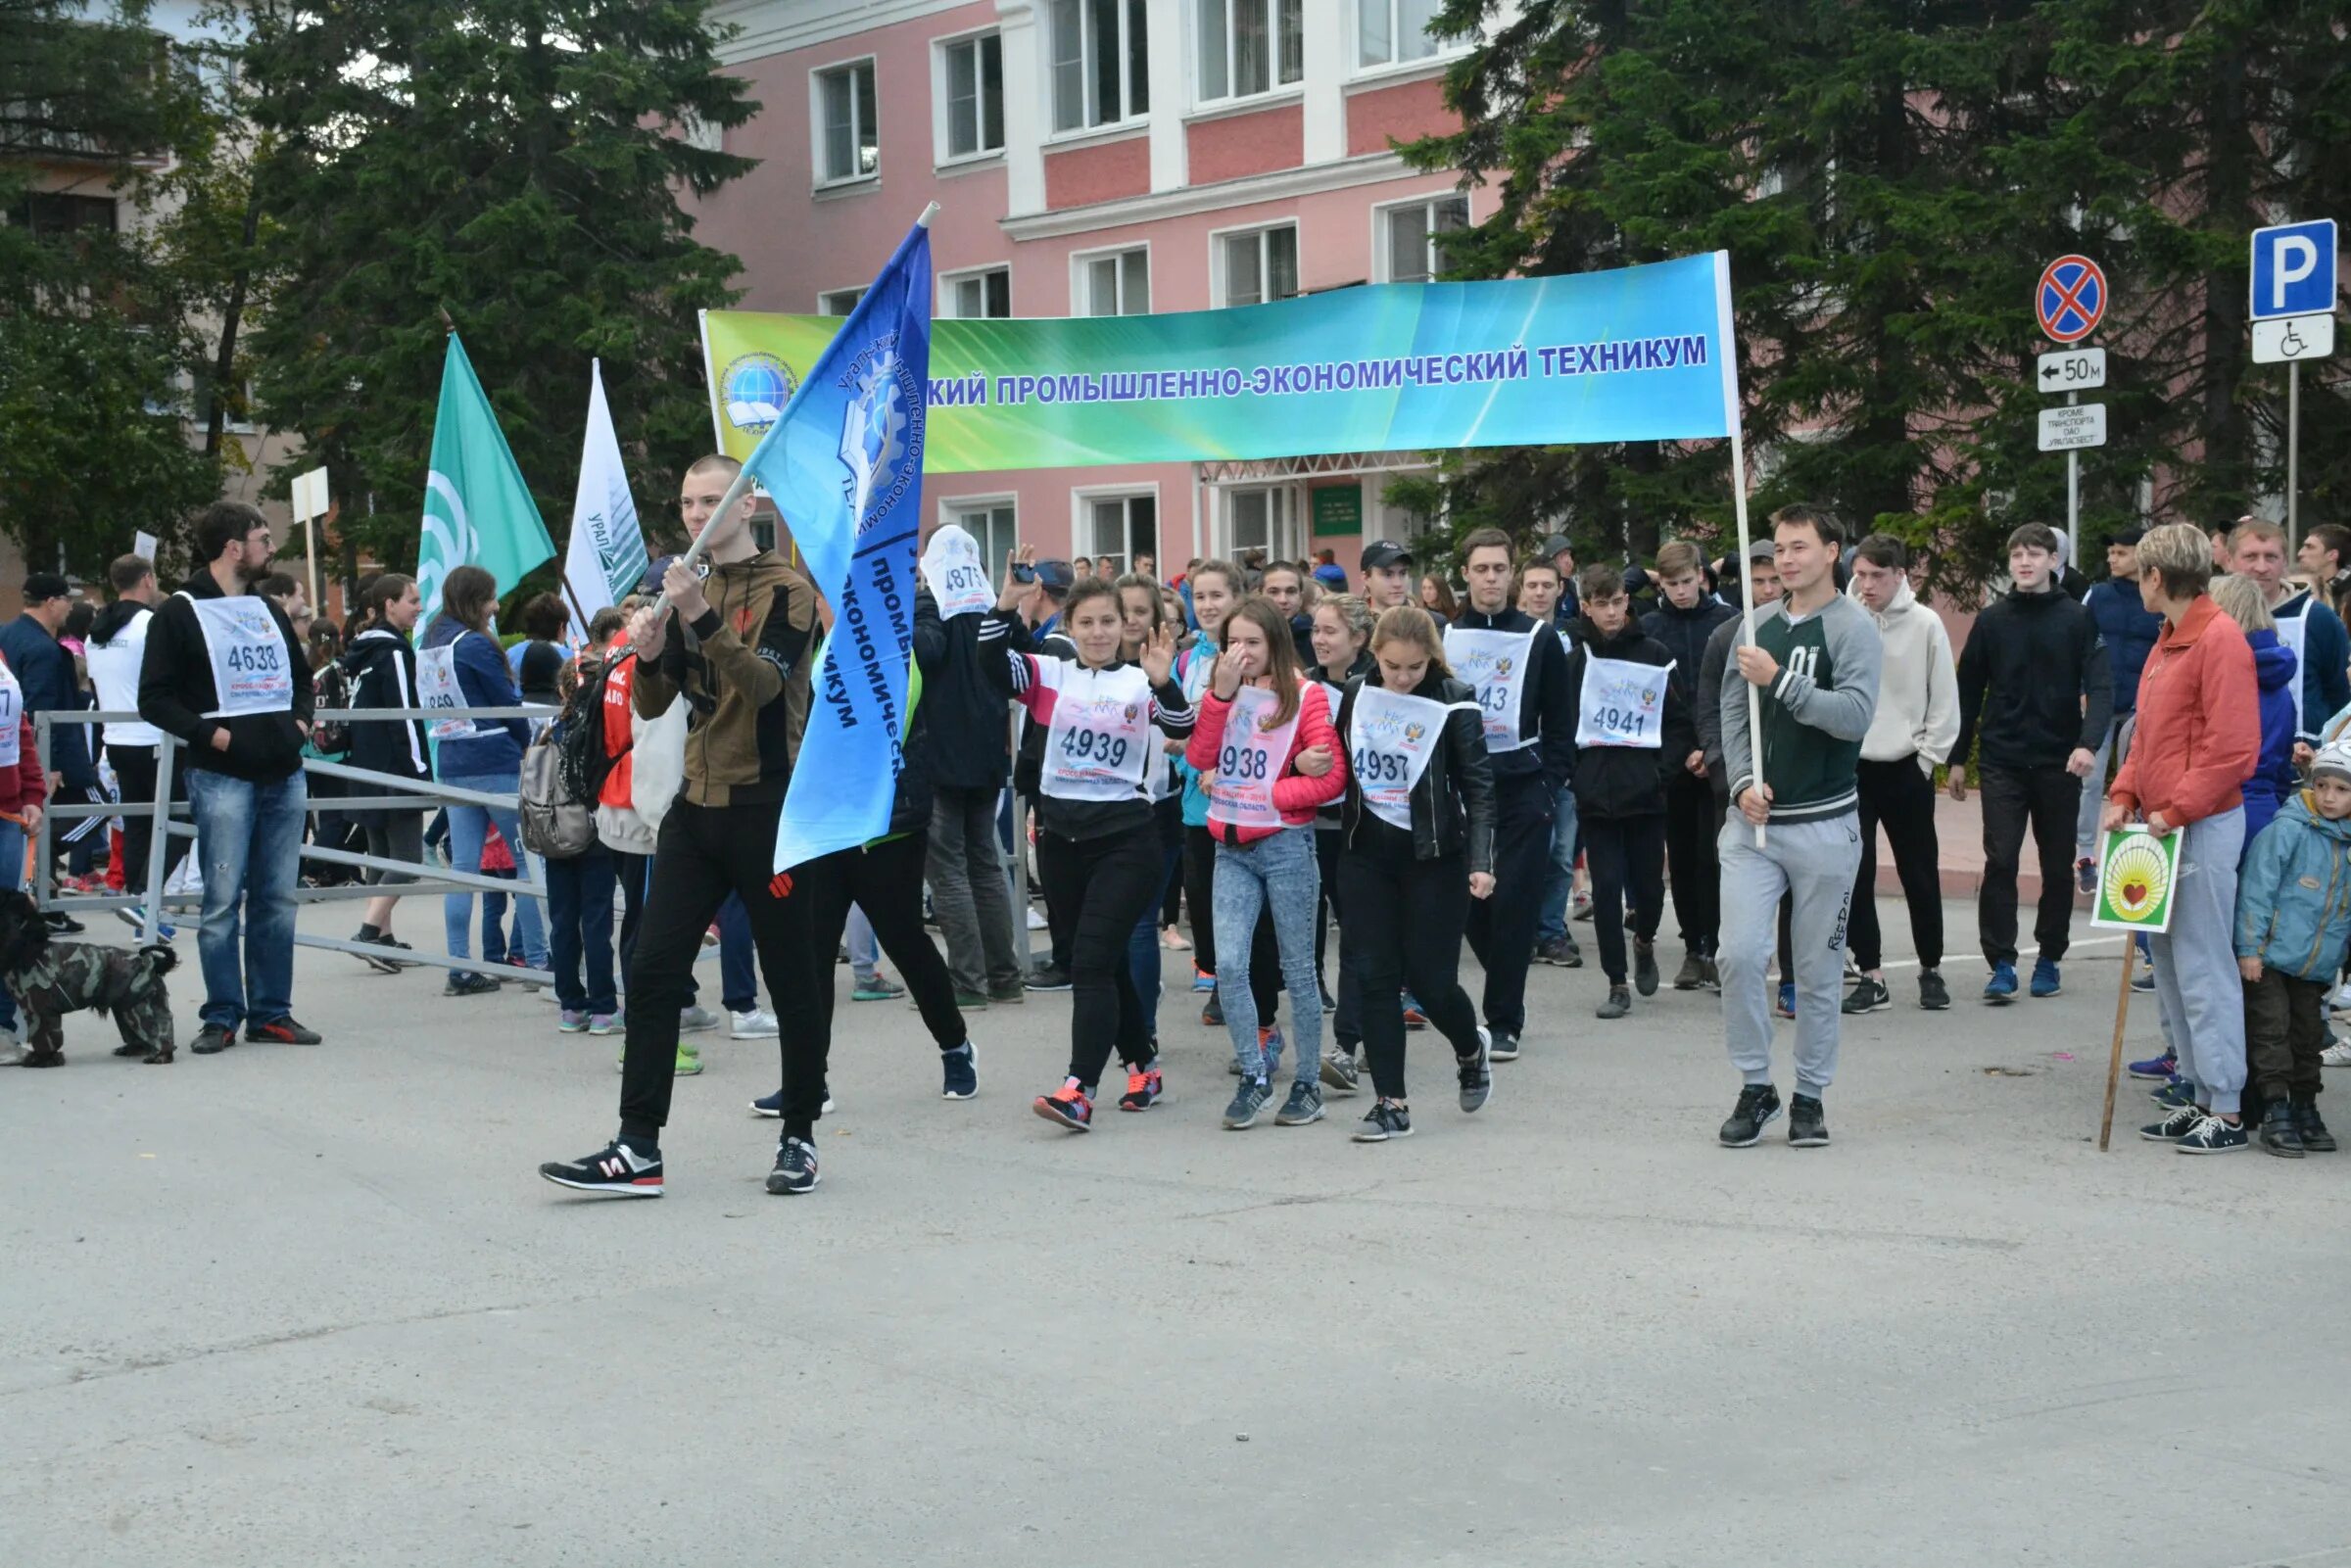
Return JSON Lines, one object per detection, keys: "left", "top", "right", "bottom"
{"left": 418, "top": 333, "right": 554, "bottom": 626}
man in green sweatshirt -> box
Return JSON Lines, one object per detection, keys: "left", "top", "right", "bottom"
{"left": 1714, "top": 505, "right": 1883, "bottom": 1150}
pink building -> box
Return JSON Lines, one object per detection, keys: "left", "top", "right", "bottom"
{"left": 695, "top": 0, "right": 1493, "bottom": 574}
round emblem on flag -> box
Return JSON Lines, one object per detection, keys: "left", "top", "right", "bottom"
{"left": 721, "top": 353, "right": 796, "bottom": 434}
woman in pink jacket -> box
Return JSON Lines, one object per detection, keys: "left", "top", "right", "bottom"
{"left": 1187, "top": 597, "right": 1348, "bottom": 1129}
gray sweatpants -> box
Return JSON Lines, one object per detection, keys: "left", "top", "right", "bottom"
{"left": 2146, "top": 807, "right": 2247, "bottom": 1115}
{"left": 1718, "top": 813, "right": 1862, "bottom": 1098}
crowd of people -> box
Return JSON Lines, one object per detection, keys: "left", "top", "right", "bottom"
{"left": 5, "top": 477, "right": 2345, "bottom": 1183}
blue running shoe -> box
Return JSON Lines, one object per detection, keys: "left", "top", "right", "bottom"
{"left": 2128, "top": 1048, "right": 2178, "bottom": 1082}
{"left": 940, "top": 1041, "right": 978, "bottom": 1100}
{"left": 1190, "top": 967, "right": 1216, "bottom": 993}
{"left": 2030, "top": 958, "right": 2061, "bottom": 999}
{"left": 2150, "top": 1077, "right": 2197, "bottom": 1110}
{"left": 1774, "top": 981, "right": 1796, "bottom": 1019}
{"left": 1984, "top": 962, "right": 2018, "bottom": 1004}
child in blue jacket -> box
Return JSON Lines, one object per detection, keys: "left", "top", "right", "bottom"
{"left": 2233, "top": 738, "right": 2351, "bottom": 1157}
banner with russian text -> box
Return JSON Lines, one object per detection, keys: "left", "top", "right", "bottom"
{"left": 701, "top": 252, "right": 1734, "bottom": 472}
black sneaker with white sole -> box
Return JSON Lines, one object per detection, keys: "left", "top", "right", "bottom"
{"left": 2175, "top": 1114, "right": 2248, "bottom": 1154}
{"left": 1354, "top": 1101, "right": 1413, "bottom": 1142}
{"left": 540, "top": 1141, "right": 664, "bottom": 1197}
{"left": 1718, "top": 1083, "right": 1782, "bottom": 1147}
{"left": 1274, "top": 1080, "right": 1324, "bottom": 1125}
{"left": 1918, "top": 971, "right": 1950, "bottom": 1011}
{"left": 1457, "top": 1027, "right": 1493, "bottom": 1114}
{"left": 1223, "top": 1077, "right": 1272, "bottom": 1130}
{"left": 2139, "top": 1104, "right": 2205, "bottom": 1143}
{"left": 1841, "top": 976, "right": 1892, "bottom": 1015}
{"left": 1787, "top": 1094, "right": 1829, "bottom": 1147}
{"left": 766, "top": 1135, "right": 821, "bottom": 1194}
{"left": 1487, "top": 1030, "right": 1520, "bottom": 1062}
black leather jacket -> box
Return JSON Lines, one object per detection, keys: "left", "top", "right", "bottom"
{"left": 1334, "top": 671, "right": 1495, "bottom": 873}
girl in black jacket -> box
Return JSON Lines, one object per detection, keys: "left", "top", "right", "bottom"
{"left": 1310, "top": 592, "right": 1376, "bottom": 1090}
{"left": 1333, "top": 605, "right": 1497, "bottom": 1141}
{"left": 339, "top": 574, "right": 430, "bottom": 971}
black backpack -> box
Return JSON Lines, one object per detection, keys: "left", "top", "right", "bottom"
{"left": 311, "top": 661, "right": 357, "bottom": 758}
{"left": 554, "top": 651, "right": 631, "bottom": 805}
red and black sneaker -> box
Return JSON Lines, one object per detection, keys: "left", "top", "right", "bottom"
{"left": 1118, "top": 1062, "right": 1165, "bottom": 1112}
{"left": 245, "top": 1016, "right": 322, "bottom": 1045}
{"left": 539, "top": 1141, "right": 664, "bottom": 1198}
{"left": 1032, "top": 1078, "right": 1094, "bottom": 1132}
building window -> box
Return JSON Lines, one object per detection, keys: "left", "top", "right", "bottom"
{"left": 815, "top": 59, "right": 878, "bottom": 185}
{"left": 1080, "top": 492, "right": 1157, "bottom": 571}
{"left": 944, "top": 499, "right": 1017, "bottom": 568}
{"left": 1076, "top": 247, "right": 1149, "bottom": 315}
{"left": 1197, "top": 0, "right": 1302, "bottom": 103}
{"left": 1050, "top": 0, "right": 1148, "bottom": 133}
{"left": 1357, "top": 0, "right": 1444, "bottom": 69}
{"left": 940, "top": 32, "right": 1004, "bottom": 161}
{"left": 1218, "top": 223, "right": 1298, "bottom": 308}
{"left": 1381, "top": 195, "right": 1467, "bottom": 283}
{"left": 942, "top": 265, "right": 1012, "bottom": 319}
{"left": 819, "top": 287, "right": 866, "bottom": 315}
{"left": 1226, "top": 486, "right": 1294, "bottom": 558}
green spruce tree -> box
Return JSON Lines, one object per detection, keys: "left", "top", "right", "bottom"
{"left": 239, "top": 0, "right": 758, "bottom": 597}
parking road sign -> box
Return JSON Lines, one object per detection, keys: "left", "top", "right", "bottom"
{"left": 2253, "top": 314, "right": 2335, "bottom": 364}
{"left": 2250, "top": 220, "right": 2337, "bottom": 322}
{"left": 2038, "top": 403, "right": 2108, "bottom": 452}
{"left": 2037, "top": 255, "right": 2107, "bottom": 344}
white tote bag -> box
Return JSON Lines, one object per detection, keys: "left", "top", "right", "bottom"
{"left": 630, "top": 696, "right": 688, "bottom": 832}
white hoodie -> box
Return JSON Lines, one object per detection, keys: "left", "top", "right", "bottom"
{"left": 1850, "top": 577, "right": 1959, "bottom": 770}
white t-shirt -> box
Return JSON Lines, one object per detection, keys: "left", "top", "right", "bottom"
{"left": 86, "top": 605, "right": 163, "bottom": 749}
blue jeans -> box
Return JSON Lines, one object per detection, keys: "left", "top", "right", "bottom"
{"left": 1212, "top": 825, "right": 1322, "bottom": 1084}
{"left": 0, "top": 819, "right": 23, "bottom": 1032}
{"left": 1536, "top": 783, "right": 1581, "bottom": 943}
{"left": 185, "top": 768, "right": 306, "bottom": 1030}
{"left": 440, "top": 772, "right": 547, "bottom": 975}
{"left": 545, "top": 844, "right": 618, "bottom": 1014}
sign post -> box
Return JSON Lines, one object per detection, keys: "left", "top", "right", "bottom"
{"left": 290, "top": 465, "right": 331, "bottom": 623}
{"left": 2250, "top": 219, "right": 2338, "bottom": 550}
{"left": 2035, "top": 256, "right": 2108, "bottom": 548}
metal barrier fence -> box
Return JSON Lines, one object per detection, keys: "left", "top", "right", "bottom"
{"left": 33, "top": 705, "right": 557, "bottom": 986}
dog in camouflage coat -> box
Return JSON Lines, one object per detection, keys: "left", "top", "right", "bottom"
{"left": 0, "top": 891, "right": 178, "bottom": 1066}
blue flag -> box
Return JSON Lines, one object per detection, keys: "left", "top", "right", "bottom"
{"left": 739, "top": 217, "right": 933, "bottom": 872}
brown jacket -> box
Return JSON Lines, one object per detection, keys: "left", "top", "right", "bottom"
{"left": 635, "top": 551, "right": 817, "bottom": 808}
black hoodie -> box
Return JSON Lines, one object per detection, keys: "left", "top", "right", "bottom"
{"left": 1561, "top": 616, "right": 1699, "bottom": 819}
{"left": 1951, "top": 585, "right": 2112, "bottom": 771}
{"left": 339, "top": 625, "right": 431, "bottom": 798}
{"left": 137, "top": 567, "right": 313, "bottom": 783}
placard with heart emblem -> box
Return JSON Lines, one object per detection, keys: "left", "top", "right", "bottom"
{"left": 2090, "top": 826, "right": 2181, "bottom": 933}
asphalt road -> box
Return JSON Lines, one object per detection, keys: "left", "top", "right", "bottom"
{"left": 9, "top": 898, "right": 2349, "bottom": 1567}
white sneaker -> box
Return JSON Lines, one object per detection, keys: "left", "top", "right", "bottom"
{"left": 1025, "top": 906, "right": 1049, "bottom": 930}
{"left": 2331, "top": 979, "right": 2351, "bottom": 1012}
{"left": 678, "top": 1005, "right": 720, "bottom": 1033}
{"left": 2323, "top": 1039, "right": 2351, "bottom": 1068}
{"left": 732, "top": 1007, "right": 779, "bottom": 1039}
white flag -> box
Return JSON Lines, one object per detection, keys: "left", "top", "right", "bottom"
{"left": 562, "top": 359, "right": 648, "bottom": 641}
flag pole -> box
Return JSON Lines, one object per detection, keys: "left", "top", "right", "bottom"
{"left": 630, "top": 203, "right": 941, "bottom": 645}
{"left": 1713, "top": 253, "right": 1766, "bottom": 848}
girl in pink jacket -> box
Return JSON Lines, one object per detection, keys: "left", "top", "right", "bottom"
{"left": 1186, "top": 597, "right": 1348, "bottom": 1128}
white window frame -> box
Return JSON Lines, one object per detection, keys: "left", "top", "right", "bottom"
{"left": 1046, "top": 0, "right": 1150, "bottom": 136}
{"left": 939, "top": 495, "right": 1019, "bottom": 568}
{"left": 932, "top": 27, "right": 1005, "bottom": 166}
{"left": 1071, "top": 483, "right": 1161, "bottom": 573}
{"left": 1193, "top": 0, "right": 1303, "bottom": 108}
{"left": 818, "top": 286, "right": 866, "bottom": 316}
{"left": 1209, "top": 217, "right": 1301, "bottom": 308}
{"left": 1069, "top": 242, "right": 1151, "bottom": 316}
{"left": 1222, "top": 484, "right": 1300, "bottom": 560}
{"left": 1371, "top": 192, "right": 1469, "bottom": 284}
{"left": 939, "top": 263, "right": 1014, "bottom": 320}
{"left": 1351, "top": 0, "right": 1463, "bottom": 75}
{"left": 809, "top": 55, "right": 880, "bottom": 188}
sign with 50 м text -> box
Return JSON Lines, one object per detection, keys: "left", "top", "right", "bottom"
{"left": 702, "top": 253, "right": 1738, "bottom": 473}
